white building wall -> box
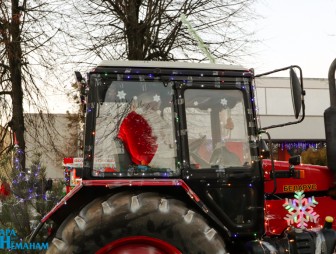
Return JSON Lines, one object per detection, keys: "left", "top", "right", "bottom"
{"left": 25, "top": 113, "right": 80, "bottom": 179}
{"left": 255, "top": 77, "right": 329, "bottom": 140}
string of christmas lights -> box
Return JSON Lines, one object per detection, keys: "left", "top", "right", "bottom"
{"left": 273, "top": 141, "right": 326, "bottom": 151}
{"left": 12, "top": 144, "right": 50, "bottom": 203}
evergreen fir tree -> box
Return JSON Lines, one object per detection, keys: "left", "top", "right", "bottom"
{"left": 0, "top": 146, "right": 64, "bottom": 251}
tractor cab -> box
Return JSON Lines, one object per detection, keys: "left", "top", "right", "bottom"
{"left": 84, "top": 61, "right": 258, "bottom": 178}
{"left": 82, "top": 61, "right": 264, "bottom": 238}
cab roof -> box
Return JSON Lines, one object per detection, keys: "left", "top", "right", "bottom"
{"left": 97, "top": 60, "right": 247, "bottom": 71}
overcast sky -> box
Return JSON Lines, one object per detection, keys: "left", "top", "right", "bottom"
{"left": 243, "top": 0, "right": 336, "bottom": 78}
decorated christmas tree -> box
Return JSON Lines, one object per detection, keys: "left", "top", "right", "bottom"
{"left": 0, "top": 144, "right": 64, "bottom": 246}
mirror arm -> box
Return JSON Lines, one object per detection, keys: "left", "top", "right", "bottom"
{"left": 255, "top": 65, "right": 292, "bottom": 77}
{"left": 255, "top": 65, "right": 301, "bottom": 78}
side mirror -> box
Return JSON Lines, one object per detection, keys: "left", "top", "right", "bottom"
{"left": 255, "top": 65, "right": 305, "bottom": 130}
{"left": 290, "top": 68, "right": 302, "bottom": 119}
{"left": 75, "top": 71, "right": 87, "bottom": 112}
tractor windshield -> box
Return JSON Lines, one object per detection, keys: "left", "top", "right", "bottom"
{"left": 92, "top": 79, "right": 177, "bottom": 177}
{"left": 185, "top": 89, "right": 251, "bottom": 169}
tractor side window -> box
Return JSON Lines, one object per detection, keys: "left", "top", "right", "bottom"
{"left": 185, "top": 89, "right": 251, "bottom": 169}
{"left": 93, "top": 80, "right": 177, "bottom": 176}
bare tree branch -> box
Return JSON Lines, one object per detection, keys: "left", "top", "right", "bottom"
{"left": 0, "top": 0, "right": 76, "bottom": 170}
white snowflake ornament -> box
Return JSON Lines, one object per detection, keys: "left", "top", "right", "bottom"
{"left": 153, "top": 94, "right": 161, "bottom": 102}
{"left": 117, "top": 90, "right": 126, "bottom": 100}
{"left": 221, "top": 98, "right": 228, "bottom": 106}
{"left": 283, "top": 191, "right": 319, "bottom": 229}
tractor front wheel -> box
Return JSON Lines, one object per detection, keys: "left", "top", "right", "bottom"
{"left": 46, "top": 191, "right": 227, "bottom": 254}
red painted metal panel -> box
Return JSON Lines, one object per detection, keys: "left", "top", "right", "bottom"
{"left": 41, "top": 179, "right": 200, "bottom": 223}
{"left": 265, "top": 196, "right": 336, "bottom": 235}
{"left": 263, "top": 160, "right": 334, "bottom": 194}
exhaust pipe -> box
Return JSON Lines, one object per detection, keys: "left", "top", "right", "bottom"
{"left": 324, "top": 58, "right": 336, "bottom": 176}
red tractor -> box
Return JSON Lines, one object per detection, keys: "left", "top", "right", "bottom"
{"left": 31, "top": 60, "right": 336, "bottom": 253}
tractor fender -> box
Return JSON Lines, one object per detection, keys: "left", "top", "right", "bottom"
{"left": 30, "top": 179, "right": 230, "bottom": 242}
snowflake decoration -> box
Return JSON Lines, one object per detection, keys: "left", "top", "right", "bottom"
{"left": 220, "top": 98, "right": 227, "bottom": 106}
{"left": 283, "top": 191, "right": 319, "bottom": 229}
{"left": 153, "top": 94, "right": 161, "bottom": 102}
{"left": 117, "top": 90, "right": 126, "bottom": 99}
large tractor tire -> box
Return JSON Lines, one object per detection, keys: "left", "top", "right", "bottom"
{"left": 47, "top": 191, "right": 227, "bottom": 254}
